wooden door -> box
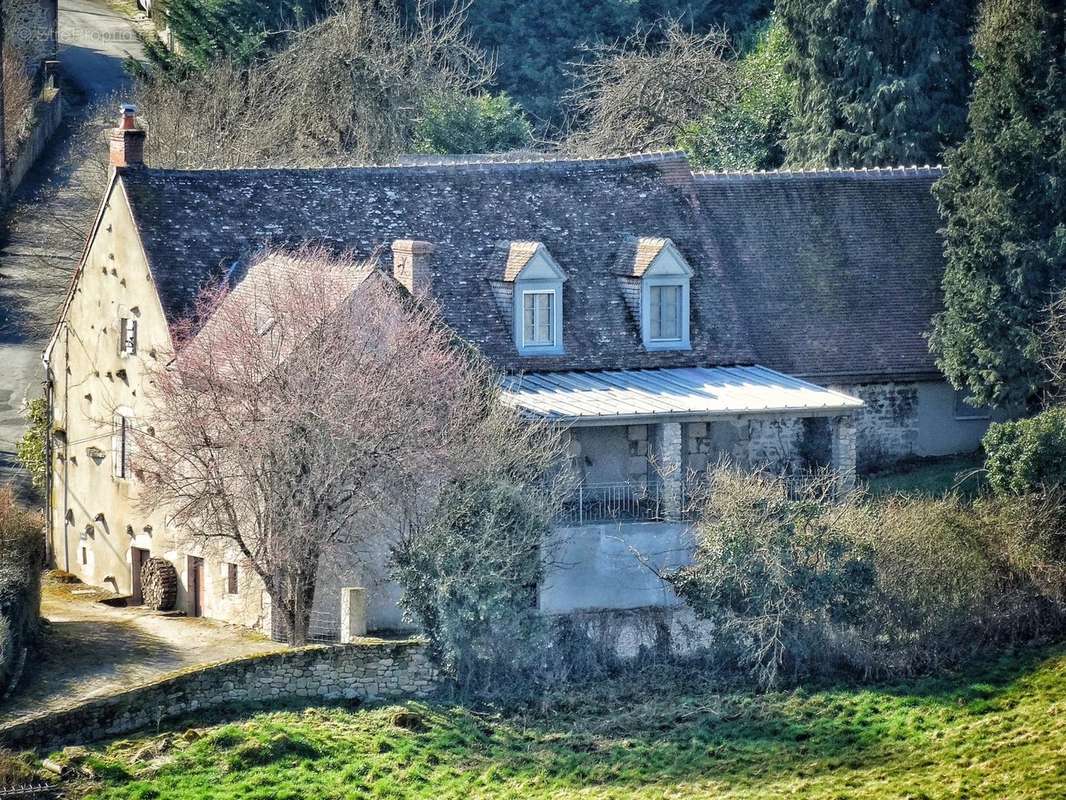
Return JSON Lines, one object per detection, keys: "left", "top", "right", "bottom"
{"left": 187, "top": 556, "right": 205, "bottom": 617}
{"left": 130, "top": 547, "right": 150, "bottom": 605}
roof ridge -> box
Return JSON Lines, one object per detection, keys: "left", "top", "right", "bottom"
{"left": 692, "top": 164, "right": 944, "bottom": 181}
{"left": 121, "top": 151, "right": 692, "bottom": 179}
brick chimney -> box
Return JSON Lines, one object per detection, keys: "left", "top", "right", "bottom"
{"left": 391, "top": 240, "right": 435, "bottom": 297}
{"left": 109, "top": 104, "right": 146, "bottom": 169}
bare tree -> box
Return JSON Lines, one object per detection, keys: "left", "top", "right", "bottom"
{"left": 134, "top": 247, "right": 509, "bottom": 643}
{"left": 133, "top": 0, "right": 493, "bottom": 168}
{"left": 564, "top": 22, "right": 738, "bottom": 157}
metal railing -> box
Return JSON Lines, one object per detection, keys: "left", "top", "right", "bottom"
{"left": 556, "top": 480, "right": 684, "bottom": 525}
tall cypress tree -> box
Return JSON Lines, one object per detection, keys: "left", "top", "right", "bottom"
{"left": 929, "top": 0, "right": 1066, "bottom": 410}
{"left": 779, "top": 0, "right": 976, "bottom": 167}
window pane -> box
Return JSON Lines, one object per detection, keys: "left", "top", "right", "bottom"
{"left": 650, "top": 287, "right": 662, "bottom": 339}
{"left": 650, "top": 284, "right": 682, "bottom": 341}
{"left": 523, "top": 292, "right": 555, "bottom": 346}
{"left": 523, "top": 293, "right": 536, "bottom": 343}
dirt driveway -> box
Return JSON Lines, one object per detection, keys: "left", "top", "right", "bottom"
{"left": 0, "top": 576, "right": 285, "bottom": 724}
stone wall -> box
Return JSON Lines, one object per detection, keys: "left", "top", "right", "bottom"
{"left": 0, "top": 639, "right": 438, "bottom": 751}
{"left": 834, "top": 382, "right": 921, "bottom": 471}
{"left": 3, "top": 0, "right": 58, "bottom": 79}
{"left": 4, "top": 85, "right": 62, "bottom": 197}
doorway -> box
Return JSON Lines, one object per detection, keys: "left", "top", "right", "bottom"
{"left": 130, "top": 547, "right": 150, "bottom": 605}
{"left": 187, "top": 556, "right": 205, "bottom": 617}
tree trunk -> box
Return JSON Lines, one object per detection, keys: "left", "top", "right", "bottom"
{"left": 271, "top": 567, "right": 318, "bottom": 646}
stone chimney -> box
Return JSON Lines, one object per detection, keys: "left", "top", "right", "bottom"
{"left": 391, "top": 240, "right": 435, "bottom": 297}
{"left": 109, "top": 104, "right": 146, "bottom": 169}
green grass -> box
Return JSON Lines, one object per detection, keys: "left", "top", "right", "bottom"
{"left": 865, "top": 453, "right": 985, "bottom": 497}
{"left": 58, "top": 642, "right": 1066, "bottom": 799}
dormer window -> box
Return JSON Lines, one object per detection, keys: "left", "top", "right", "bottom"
{"left": 499, "top": 241, "right": 566, "bottom": 356}
{"left": 522, "top": 289, "right": 556, "bottom": 347}
{"left": 649, "top": 284, "right": 682, "bottom": 342}
{"left": 613, "top": 237, "right": 692, "bottom": 351}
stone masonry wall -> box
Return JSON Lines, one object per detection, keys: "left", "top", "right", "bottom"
{"left": 3, "top": 0, "right": 58, "bottom": 79}
{"left": 834, "top": 382, "right": 920, "bottom": 471}
{"left": 0, "top": 640, "right": 438, "bottom": 751}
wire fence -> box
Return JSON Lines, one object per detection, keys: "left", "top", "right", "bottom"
{"left": 0, "top": 785, "right": 61, "bottom": 799}
{"left": 268, "top": 608, "right": 341, "bottom": 645}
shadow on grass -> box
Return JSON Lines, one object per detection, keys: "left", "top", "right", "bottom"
{"left": 64, "top": 639, "right": 1066, "bottom": 797}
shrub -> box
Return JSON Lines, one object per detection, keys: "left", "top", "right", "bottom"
{"left": 413, "top": 92, "right": 532, "bottom": 155}
{"left": 392, "top": 476, "right": 552, "bottom": 698}
{"left": 667, "top": 470, "right": 876, "bottom": 689}
{"left": 0, "top": 486, "right": 44, "bottom": 694}
{"left": 3, "top": 46, "right": 34, "bottom": 167}
{"left": 983, "top": 408, "right": 1066, "bottom": 495}
{"left": 670, "top": 467, "right": 1066, "bottom": 688}
{"left": 15, "top": 397, "right": 47, "bottom": 492}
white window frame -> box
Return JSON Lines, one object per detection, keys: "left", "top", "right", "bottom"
{"left": 641, "top": 275, "right": 691, "bottom": 351}
{"left": 522, "top": 289, "right": 556, "bottom": 347}
{"left": 118, "top": 308, "right": 138, "bottom": 357}
{"left": 514, "top": 280, "right": 564, "bottom": 356}
{"left": 112, "top": 408, "right": 135, "bottom": 480}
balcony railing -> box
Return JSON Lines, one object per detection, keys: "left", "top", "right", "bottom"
{"left": 555, "top": 471, "right": 844, "bottom": 526}
{"left": 556, "top": 481, "right": 688, "bottom": 525}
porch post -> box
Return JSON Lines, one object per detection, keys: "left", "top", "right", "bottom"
{"left": 831, "top": 414, "right": 857, "bottom": 493}
{"left": 656, "top": 422, "right": 684, "bottom": 518}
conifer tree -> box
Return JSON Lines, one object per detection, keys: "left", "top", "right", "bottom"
{"left": 778, "top": 0, "right": 976, "bottom": 167}
{"left": 930, "top": 0, "right": 1066, "bottom": 410}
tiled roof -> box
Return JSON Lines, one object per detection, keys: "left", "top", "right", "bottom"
{"left": 117, "top": 154, "right": 948, "bottom": 381}
{"left": 501, "top": 241, "right": 545, "bottom": 282}
{"left": 611, "top": 236, "right": 673, "bottom": 278}
{"left": 119, "top": 153, "right": 756, "bottom": 374}
{"left": 693, "top": 166, "right": 946, "bottom": 381}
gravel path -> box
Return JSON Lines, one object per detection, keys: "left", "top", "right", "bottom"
{"left": 0, "top": 577, "right": 285, "bottom": 724}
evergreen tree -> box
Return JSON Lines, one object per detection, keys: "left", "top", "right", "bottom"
{"left": 929, "top": 0, "right": 1066, "bottom": 410}
{"left": 778, "top": 0, "right": 976, "bottom": 167}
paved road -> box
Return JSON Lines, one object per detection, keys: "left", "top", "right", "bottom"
{"left": 0, "top": 0, "right": 143, "bottom": 494}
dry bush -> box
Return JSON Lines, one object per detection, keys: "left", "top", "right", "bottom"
{"left": 0, "top": 486, "right": 45, "bottom": 693}
{"left": 565, "top": 22, "right": 738, "bottom": 156}
{"left": 133, "top": 0, "right": 492, "bottom": 168}
{"left": 840, "top": 492, "right": 1066, "bottom": 676}
{"left": 3, "top": 46, "right": 34, "bottom": 166}
{"left": 670, "top": 466, "right": 1066, "bottom": 689}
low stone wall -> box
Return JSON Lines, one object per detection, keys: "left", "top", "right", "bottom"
{"left": 0, "top": 639, "right": 438, "bottom": 751}
{"left": 5, "top": 87, "right": 63, "bottom": 198}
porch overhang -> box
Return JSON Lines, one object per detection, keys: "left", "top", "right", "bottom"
{"left": 500, "top": 365, "right": 864, "bottom": 426}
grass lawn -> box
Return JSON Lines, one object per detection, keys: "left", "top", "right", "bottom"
{"left": 47, "top": 641, "right": 1066, "bottom": 799}
{"left": 864, "top": 453, "right": 986, "bottom": 498}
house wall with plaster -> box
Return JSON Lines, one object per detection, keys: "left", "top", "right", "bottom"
{"left": 46, "top": 178, "right": 266, "bottom": 630}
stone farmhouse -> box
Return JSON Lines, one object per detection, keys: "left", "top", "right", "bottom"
{"left": 43, "top": 110, "right": 1000, "bottom": 636}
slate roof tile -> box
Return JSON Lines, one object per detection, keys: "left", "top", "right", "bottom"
{"left": 118, "top": 154, "right": 946, "bottom": 381}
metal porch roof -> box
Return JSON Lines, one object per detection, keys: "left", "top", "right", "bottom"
{"left": 500, "top": 365, "right": 864, "bottom": 423}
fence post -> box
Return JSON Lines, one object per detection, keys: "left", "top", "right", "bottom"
{"left": 578, "top": 485, "right": 584, "bottom": 525}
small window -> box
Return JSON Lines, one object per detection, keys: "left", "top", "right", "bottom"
{"left": 954, "top": 389, "right": 992, "bottom": 420}
{"left": 226, "top": 563, "right": 238, "bottom": 595}
{"left": 522, "top": 290, "right": 556, "bottom": 347}
{"left": 649, "top": 284, "right": 682, "bottom": 341}
{"left": 80, "top": 546, "right": 88, "bottom": 565}
{"left": 119, "top": 317, "right": 138, "bottom": 356}
{"left": 112, "top": 410, "right": 134, "bottom": 479}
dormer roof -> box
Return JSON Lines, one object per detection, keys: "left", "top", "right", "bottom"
{"left": 501, "top": 241, "right": 567, "bottom": 282}
{"left": 613, "top": 236, "right": 693, "bottom": 278}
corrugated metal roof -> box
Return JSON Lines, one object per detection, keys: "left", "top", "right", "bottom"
{"left": 500, "top": 365, "right": 864, "bottom": 422}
